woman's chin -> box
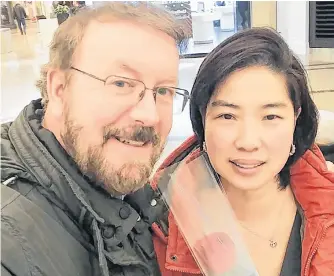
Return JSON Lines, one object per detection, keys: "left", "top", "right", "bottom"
{"left": 221, "top": 173, "right": 274, "bottom": 192}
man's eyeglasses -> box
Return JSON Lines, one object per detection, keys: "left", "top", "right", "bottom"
{"left": 70, "top": 67, "right": 190, "bottom": 114}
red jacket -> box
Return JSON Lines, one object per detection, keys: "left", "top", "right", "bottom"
{"left": 151, "top": 135, "right": 334, "bottom": 276}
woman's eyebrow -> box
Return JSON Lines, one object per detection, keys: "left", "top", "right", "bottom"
{"left": 211, "top": 100, "right": 288, "bottom": 109}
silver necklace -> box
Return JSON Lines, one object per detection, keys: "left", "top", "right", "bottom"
{"left": 238, "top": 194, "right": 289, "bottom": 249}
{"left": 239, "top": 222, "right": 278, "bottom": 248}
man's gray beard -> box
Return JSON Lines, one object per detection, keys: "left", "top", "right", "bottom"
{"left": 61, "top": 115, "right": 163, "bottom": 196}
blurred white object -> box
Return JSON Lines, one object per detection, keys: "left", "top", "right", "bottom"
{"left": 158, "top": 153, "right": 259, "bottom": 276}
{"left": 0, "top": 28, "right": 12, "bottom": 54}
{"left": 38, "top": 18, "right": 58, "bottom": 48}
{"left": 217, "top": 5, "right": 235, "bottom": 31}
{"left": 316, "top": 110, "right": 334, "bottom": 146}
{"left": 326, "top": 161, "right": 334, "bottom": 171}
{"left": 192, "top": 12, "right": 216, "bottom": 44}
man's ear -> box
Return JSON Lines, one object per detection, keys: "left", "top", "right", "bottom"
{"left": 46, "top": 69, "right": 67, "bottom": 118}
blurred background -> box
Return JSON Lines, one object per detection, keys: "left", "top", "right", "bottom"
{"left": 1, "top": 1, "right": 333, "bottom": 161}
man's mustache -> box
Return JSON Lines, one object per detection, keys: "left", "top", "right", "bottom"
{"left": 103, "top": 126, "right": 160, "bottom": 146}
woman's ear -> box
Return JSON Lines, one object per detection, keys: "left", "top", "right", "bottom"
{"left": 295, "top": 107, "right": 301, "bottom": 125}
{"left": 297, "top": 107, "right": 301, "bottom": 117}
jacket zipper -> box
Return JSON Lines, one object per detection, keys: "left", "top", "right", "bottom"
{"left": 166, "top": 265, "right": 202, "bottom": 275}
{"left": 304, "top": 219, "right": 334, "bottom": 276}
{"left": 152, "top": 223, "right": 202, "bottom": 275}
{"left": 165, "top": 256, "right": 202, "bottom": 275}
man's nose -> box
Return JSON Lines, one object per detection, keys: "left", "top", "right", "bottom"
{"left": 129, "top": 89, "right": 159, "bottom": 126}
{"left": 234, "top": 121, "right": 261, "bottom": 152}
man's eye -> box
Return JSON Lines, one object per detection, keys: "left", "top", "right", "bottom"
{"left": 113, "top": 81, "right": 128, "bottom": 88}
{"left": 107, "top": 77, "right": 135, "bottom": 88}
{"left": 157, "top": 87, "right": 174, "bottom": 96}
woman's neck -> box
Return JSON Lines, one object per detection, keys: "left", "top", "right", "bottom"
{"left": 222, "top": 178, "right": 294, "bottom": 225}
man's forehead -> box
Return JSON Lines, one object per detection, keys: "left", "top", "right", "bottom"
{"left": 73, "top": 20, "right": 179, "bottom": 82}
{"left": 113, "top": 61, "right": 178, "bottom": 83}
{"left": 78, "top": 19, "right": 176, "bottom": 48}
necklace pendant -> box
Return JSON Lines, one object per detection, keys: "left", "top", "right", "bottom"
{"left": 270, "top": 240, "right": 277, "bottom": 248}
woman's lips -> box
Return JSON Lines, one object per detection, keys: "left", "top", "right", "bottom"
{"left": 230, "top": 160, "right": 265, "bottom": 176}
{"left": 230, "top": 159, "right": 265, "bottom": 169}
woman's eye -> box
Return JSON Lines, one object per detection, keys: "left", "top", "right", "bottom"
{"left": 218, "top": 114, "right": 235, "bottom": 120}
{"left": 264, "top": 115, "right": 281, "bottom": 120}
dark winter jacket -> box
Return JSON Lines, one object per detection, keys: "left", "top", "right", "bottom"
{"left": 1, "top": 99, "right": 165, "bottom": 276}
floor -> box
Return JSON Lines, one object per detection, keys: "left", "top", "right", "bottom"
{"left": 1, "top": 20, "right": 334, "bottom": 166}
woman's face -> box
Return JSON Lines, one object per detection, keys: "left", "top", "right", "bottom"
{"left": 204, "top": 66, "right": 297, "bottom": 191}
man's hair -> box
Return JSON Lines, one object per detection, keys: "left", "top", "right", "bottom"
{"left": 36, "top": 2, "right": 189, "bottom": 108}
{"left": 190, "top": 27, "right": 319, "bottom": 188}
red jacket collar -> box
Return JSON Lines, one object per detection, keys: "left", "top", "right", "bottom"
{"left": 290, "top": 144, "right": 334, "bottom": 218}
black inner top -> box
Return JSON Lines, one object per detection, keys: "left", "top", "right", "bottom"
{"left": 280, "top": 211, "right": 302, "bottom": 276}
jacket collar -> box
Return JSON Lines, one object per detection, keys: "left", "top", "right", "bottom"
{"left": 290, "top": 144, "right": 334, "bottom": 217}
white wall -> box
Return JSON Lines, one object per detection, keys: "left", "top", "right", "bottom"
{"left": 251, "top": 1, "right": 277, "bottom": 29}
{"left": 276, "top": 1, "right": 309, "bottom": 56}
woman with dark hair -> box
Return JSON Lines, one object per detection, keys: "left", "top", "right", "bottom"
{"left": 151, "top": 28, "right": 334, "bottom": 276}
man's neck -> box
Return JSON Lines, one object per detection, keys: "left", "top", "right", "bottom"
{"left": 222, "top": 178, "right": 293, "bottom": 225}
{"left": 42, "top": 110, "right": 65, "bottom": 148}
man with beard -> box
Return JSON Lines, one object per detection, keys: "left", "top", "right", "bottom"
{"left": 1, "top": 2, "right": 189, "bottom": 276}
